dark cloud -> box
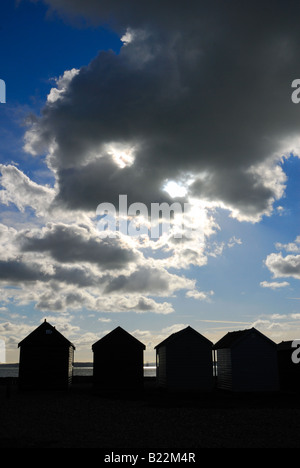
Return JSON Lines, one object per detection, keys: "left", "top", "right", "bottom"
{"left": 104, "top": 265, "right": 192, "bottom": 294}
{"left": 0, "top": 259, "right": 50, "bottom": 283}
{"left": 19, "top": 223, "right": 139, "bottom": 269}
{"left": 39, "top": 0, "right": 217, "bottom": 31}
{"left": 50, "top": 264, "right": 105, "bottom": 288}
{"left": 0, "top": 258, "right": 104, "bottom": 288}
{"left": 24, "top": 0, "right": 300, "bottom": 222}
{"left": 54, "top": 156, "right": 173, "bottom": 210}
{"left": 189, "top": 167, "right": 282, "bottom": 219}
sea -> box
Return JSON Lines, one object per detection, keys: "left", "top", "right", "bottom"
{"left": 0, "top": 363, "right": 157, "bottom": 378}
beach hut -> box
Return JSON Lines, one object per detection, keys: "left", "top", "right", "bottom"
{"left": 92, "top": 326, "right": 146, "bottom": 391}
{"left": 155, "top": 326, "right": 214, "bottom": 391}
{"left": 277, "top": 340, "right": 300, "bottom": 392}
{"left": 18, "top": 319, "right": 75, "bottom": 390}
{"left": 213, "top": 327, "right": 279, "bottom": 392}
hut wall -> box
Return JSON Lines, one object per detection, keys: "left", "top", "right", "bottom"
{"left": 93, "top": 338, "right": 144, "bottom": 390}
{"left": 67, "top": 346, "right": 74, "bottom": 386}
{"left": 19, "top": 345, "right": 73, "bottom": 390}
{"left": 215, "top": 348, "right": 233, "bottom": 391}
{"left": 156, "top": 346, "right": 167, "bottom": 387}
{"left": 158, "top": 333, "right": 213, "bottom": 391}
{"left": 277, "top": 347, "right": 300, "bottom": 391}
{"left": 231, "top": 334, "right": 279, "bottom": 392}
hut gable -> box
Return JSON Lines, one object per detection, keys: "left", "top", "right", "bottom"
{"left": 92, "top": 326, "right": 145, "bottom": 352}
{"left": 214, "top": 328, "right": 276, "bottom": 350}
{"left": 155, "top": 326, "right": 212, "bottom": 349}
{"left": 213, "top": 327, "right": 279, "bottom": 392}
{"left": 18, "top": 320, "right": 75, "bottom": 349}
{"left": 155, "top": 326, "right": 214, "bottom": 391}
{"left": 18, "top": 320, "right": 75, "bottom": 390}
{"left": 92, "top": 326, "right": 146, "bottom": 390}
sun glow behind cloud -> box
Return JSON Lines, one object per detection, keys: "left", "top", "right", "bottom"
{"left": 163, "top": 180, "right": 188, "bottom": 198}
{"left": 105, "top": 143, "right": 136, "bottom": 168}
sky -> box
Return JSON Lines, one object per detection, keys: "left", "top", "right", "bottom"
{"left": 0, "top": 0, "right": 299, "bottom": 363}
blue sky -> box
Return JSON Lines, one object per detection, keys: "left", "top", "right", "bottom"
{"left": 0, "top": 0, "right": 299, "bottom": 363}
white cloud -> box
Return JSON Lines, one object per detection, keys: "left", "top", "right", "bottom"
{"left": 275, "top": 236, "right": 300, "bottom": 253}
{"left": 250, "top": 313, "right": 300, "bottom": 343}
{"left": 120, "top": 28, "right": 135, "bottom": 46}
{"left": 265, "top": 252, "right": 300, "bottom": 280}
{"left": 270, "top": 314, "right": 288, "bottom": 320}
{"left": 260, "top": 280, "right": 290, "bottom": 289}
{"left": 227, "top": 237, "right": 242, "bottom": 248}
{"left": 47, "top": 68, "right": 80, "bottom": 104}
{"left": 0, "top": 164, "right": 55, "bottom": 216}
{"left": 0, "top": 224, "right": 19, "bottom": 260}
{"left": 186, "top": 289, "right": 214, "bottom": 301}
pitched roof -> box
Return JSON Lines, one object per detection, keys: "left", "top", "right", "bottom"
{"left": 92, "top": 326, "right": 146, "bottom": 351}
{"left": 213, "top": 327, "right": 276, "bottom": 350}
{"left": 18, "top": 319, "right": 75, "bottom": 349}
{"left": 155, "top": 326, "right": 212, "bottom": 349}
{"left": 277, "top": 340, "right": 296, "bottom": 350}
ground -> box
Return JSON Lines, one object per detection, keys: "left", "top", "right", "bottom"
{"left": 0, "top": 377, "right": 300, "bottom": 448}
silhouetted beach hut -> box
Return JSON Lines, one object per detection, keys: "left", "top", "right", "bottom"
{"left": 18, "top": 319, "right": 75, "bottom": 390}
{"left": 92, "top": 326, "right": 146, "bottom": 390}
{"left": 155, "top": 326, "right": 214, "bottom": 391}
{"left": 213, "top": 327, "right": 279, "bottom": 392}
{"left": 277, "top": 340, "right": 300, "bottom": 391}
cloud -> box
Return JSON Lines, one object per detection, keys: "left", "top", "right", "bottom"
{"left": 262, "top": 236, "right": 300, "bottom": 285}
{"left": 0, "top": 222, "right": 188, "bottom": 313}
{"left": 46, "top": 68, "right": 80, "bottom": 104}
{"left": 23, "top": 0, "right": 300, "bottom": 222}
{"left": 275, "top": 236, "right": 300, "bottom": 253}
{"left": 104, "top": 265, "right": 194, "bottom": 295}
{"left": 0, "top": 259, "right": 51, "bottom": 283}
{"left": 260, "top": 280, "right": 290, "bottom": 289}
{"left": 126, "top": 297, "right": 174, "bottom": 314}
{"left": 0, "top": 211, "right": 197, "bottom": 314}
{"left": 0, "top": 224, "right": 19, "bottom": 260}
{"left": 250, "top": 312, "right": 300, "bottom": 342}
{"left": 92, "top": 295, "right": 174, "bottom": 314}
{"left": 0, "top": 164, "right": 55, "bottom": 216}
{"left": 19, "top": 222, "right": 140, "bottom": 270}
{"left": 186, "top": 289, "right": 214, "bottom": 301}
{"left": 0, "top": 268, "right": 177, "bottom": 314}
{"left": 264, "top": 252, "right": 300, "bottom": 280}
{"left": 0, "top": 321, "right": 37, "bottom": 353}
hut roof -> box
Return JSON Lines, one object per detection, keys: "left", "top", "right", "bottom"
{"left": 92, "top": 326, "right": 146, "bottom": 351}
{"left": 213, "top": 327, "right": 276, "bottom": 350}
{"left": 277, "top": 340, "right": 297, "bottom": 350}
{"left": 155, "top": 325, "right": 212, "bottom": 349}
{"left": 18, "top": 319, "right": 75, "bottom": 349}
